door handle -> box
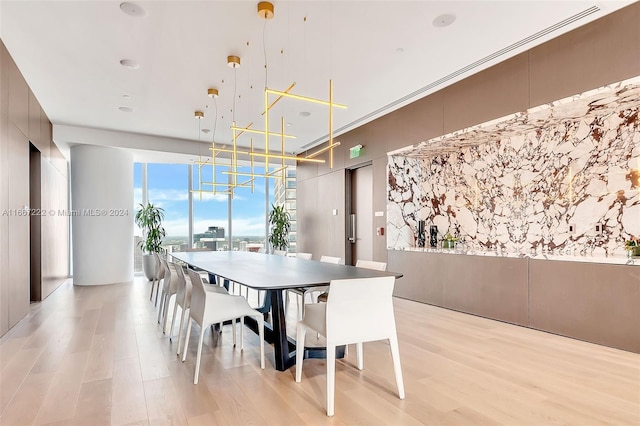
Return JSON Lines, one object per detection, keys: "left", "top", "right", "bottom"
{"left": 348, "top": 214, "right": 356, "bottom": 243}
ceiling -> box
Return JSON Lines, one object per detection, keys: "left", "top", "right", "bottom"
{"left": 0, "top": 1, "right": 636, "bottom": 162}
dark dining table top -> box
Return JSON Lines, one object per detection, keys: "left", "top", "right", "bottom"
{"left": 170, "top": 251, "right": 402, "bottom": 290}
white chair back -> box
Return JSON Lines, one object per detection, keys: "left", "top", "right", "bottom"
{"left": 355, "top": 259, "right": 387, "bottom": 271}
{"left": 320, "top": 255, "right": 342, "bottom": 264}
{"left": 296, "top": 252, "right": 312, "bottom": 260}
{"left": 326, "top": 276, "right": 396, "bottom": 345}
{"left": 154, "top": 253, "right": 165, "bottom": 279}
{"left": 173, "top": 262, "right": 189, "bottom": 309}
{"left": 160, "top": 258, "right": 172, "bottom": 292}
{"left": 186, "top": 268, "right": 207, "bottom": 325}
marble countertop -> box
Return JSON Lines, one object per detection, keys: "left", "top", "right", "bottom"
{"left": 388, "top": 246, "right": 639, "bottom": 266}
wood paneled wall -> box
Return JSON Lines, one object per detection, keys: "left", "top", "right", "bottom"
{"left": 0, "top": 40, "right": 69, "bottom": 336}
{"left": 296, "top": 3, "right": 640, "bottom": 263}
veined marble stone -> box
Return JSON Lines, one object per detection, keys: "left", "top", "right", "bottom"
{"left": 387, "top": 77, "right": 640, "bottom": 256}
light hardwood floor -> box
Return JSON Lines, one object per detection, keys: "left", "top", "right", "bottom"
{"left": 0, "top": 277, "right": 638, "bottom": 425}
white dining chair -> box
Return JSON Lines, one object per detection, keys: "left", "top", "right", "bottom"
{"left": 295, "top": 276, "right": 405, "bottom": 416}
{"left": 287, "top": 255, "right": 342, "bottom": 320}
{"left": 150, "top": 253, "right": 165, "bottom": 305}
{"left": 285, "top": 252, "right": 313, "bottom": 317}
{"left": 157, "top": 258, "right": 178, "bottom": 333}
{"left": 182, "top": 268, "right": 266, "bottom": 384}
{"left": 170, "top": 264, "right": 230, "bottom": 355}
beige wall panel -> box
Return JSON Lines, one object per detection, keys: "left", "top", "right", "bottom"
{"left": 7, "top": 123, "right": 30, "bottom": 326}
{"left": 388, "top": 250, "right": 442, "bottom": 305}
{"left": 28, "top": 90, "right": 42, "bottom": 150}
{"left": 296, "top": 160, "right": 317, "bottom": 183}
{"left": 316, "top": 140, "right": 346, "bottom": 177}
{"left": 345, "top": 91, "right": 445, "bottom": 164}
{"left": 7, "top": 52, "right": 29, "bottom": 138}
{"left": 0, "top": 42, "right": 8, "bottom": 119}
{"left": 0, "top": 102, "right": 9, "bottom": 334}
{"left": 441, "top": 255, "right": 529, "bottom": 326}
{"left": 296, "top": 178, "right": 319, "bottom": 255}
{"left": 529, "top": 260, "right": 640, "bottom": 353}
{"left": 389, "top": 251, "right": 529, "bottom": 325}
{"left": 530, "top": 3, "right": 640, "bottom": 107}
{"left": 317, "top": 170, "right": 346, "bottom": 259}
{"left": 442, "top": 53, "right": 529, "bottom": 134}
{"left": 371, "top": 158, "right": 388, "bottom": 263}
{"left": 40, "top": 113, "right": 51, "bottom": 158}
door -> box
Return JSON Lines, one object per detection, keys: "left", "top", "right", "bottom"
{"left": 348, "top": 165, "right": 373, "bottom": 265}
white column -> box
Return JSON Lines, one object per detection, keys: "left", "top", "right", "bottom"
{"left": 70, "top": 145, "right": 133, "bottom": 285}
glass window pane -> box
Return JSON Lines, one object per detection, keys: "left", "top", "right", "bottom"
{"left": 133, "top": 163, "right": 143, "bottom": 273}
{"left": 147, "top": 163, "right": 189, "bottom": 253}
{"left": 192, "top": 164, "right": 229, "bottom": 251}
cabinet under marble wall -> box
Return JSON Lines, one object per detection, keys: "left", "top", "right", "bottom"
{"left": 387, "top": 77, "right": 640, "bottom": 256}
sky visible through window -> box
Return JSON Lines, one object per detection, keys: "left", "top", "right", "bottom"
{"left": 134, "top": 163, "right": 275, "bottom": 241}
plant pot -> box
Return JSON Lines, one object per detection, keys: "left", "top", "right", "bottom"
{"left": 442, "top": 240, "right": 456, "bottom": 249}
{"left": 142, "top": 254, "right": 156, "bottom": 280}
{"left": 627, "top": 246, "right": 640, "bottom": 257}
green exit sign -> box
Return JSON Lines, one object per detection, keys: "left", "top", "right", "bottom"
{"left": 349, "top": 144, "right": 363, "bottom": 159}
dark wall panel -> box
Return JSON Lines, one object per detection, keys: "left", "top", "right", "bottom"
{"left": 529, "top": 260, "right": 640, "bottom": 353}
{"left": 529, "top": 4, "right": 640, "bottom": 107}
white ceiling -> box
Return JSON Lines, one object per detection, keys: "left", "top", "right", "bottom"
{"left": 0, "top": 1, "right": 636, "bottom": 161}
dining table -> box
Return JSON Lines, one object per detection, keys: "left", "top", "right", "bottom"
{"left": 170, "top": 250, "right": 402, "bottom": 371}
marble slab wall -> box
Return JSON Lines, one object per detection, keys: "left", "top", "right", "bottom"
{"left": 388, "top": 78, "right": 640, "bottom": 256}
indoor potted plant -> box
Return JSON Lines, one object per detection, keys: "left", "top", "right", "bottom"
{"left": 135, "top": 202, "right": 166, "bottom": 280}
{"left": 625, "top": 236, "right": 639, "bottom": 257}
{"left": 268, "top": 204, "right": 291, "bottom": 254}
{"left": 442, "top": 233, "right": 458, "bottom": 249}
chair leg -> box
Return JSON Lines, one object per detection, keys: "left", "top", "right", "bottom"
{"left": 157, "top": 292, "right": 165, "bottom": 323}
{"left": 240, "top": 316, "right": 244, "bottom": 351}
{"left": 295, "top": 323, "right": 307, "bottom": 383}
{"left": 389, "top": 335, "right": 405, "bottom": 400}
{"left": 155, "top": 283, "right": 161, "bottom": 306}
{"left": 257, "top": 315, "right": 265, "bottom": 369}
{"left": 182, "top": 319, "right": 192, "bottom": 362}
{"left": 327, "top": 343, "right": 336, "bottom": 416}
{"left": 356, "top": 342, "right": 364, "bottom": 370}
{"left": 162, "top": 294, "right": 172, "bottom": 334}
{"left": 194, "top": 328, "right": 206, "bottom": 384}
{"left": 169, "top": 300, "right": 179, "bottom": 341}
{"left": 149, "top": 278, "right": 155, "bottom": 301}
{"left": 231, "top": 319, "right": 236, "bottom": 347}
{"left": 177, "top": 307, "right": 188, "bottom": 356}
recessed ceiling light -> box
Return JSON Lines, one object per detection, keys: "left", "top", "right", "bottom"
{"left": 118, "top": 106, "right": 133, "bottom": 112}
{"left": 120, "top": 59, "right": 140, "bottom": 69}
{"left": 119, "top": 2, "right": 147, "bottom": 17}
{"left": 299, "top": 111, "right": 311, "bottom": 117}
{"left": 202, "top": 128, "right": 211, "bottom": 134}
{"left": 286, "top": 122, "right": 292, "bottom": 127}
{"left": 433, "top": 14, "right": 456, "bottom": 28}
{"left": 122, "top": 94, "right": 132, "bottom": 99}
{"left": 395, "top": 47, "right": 404, "bottom": 53}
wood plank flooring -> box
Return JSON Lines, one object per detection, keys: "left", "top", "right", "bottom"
{"left": 0, "top": 277, "right": 638, "bottom": 425}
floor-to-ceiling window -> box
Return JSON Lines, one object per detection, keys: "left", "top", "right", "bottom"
{"left": 133, "top": 161, "right": 285, "bottom": 264}
{"left": 192, "top": 163, "right": 229, "bottom": 250}
{"left": 147, "top": 163, "right": 189, "bottom": 252}
{"left": 133, "top": 163, "right": 144, "bottom": 272}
